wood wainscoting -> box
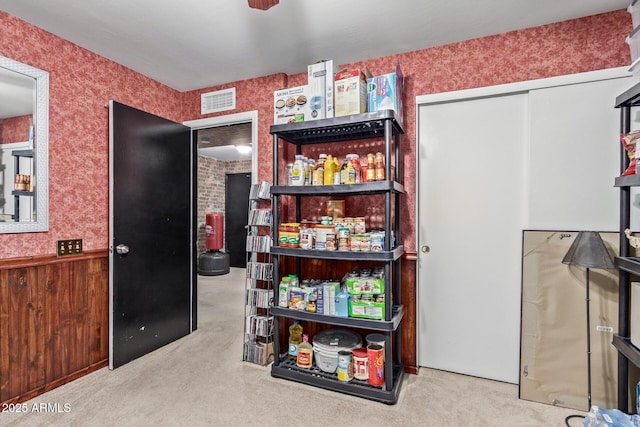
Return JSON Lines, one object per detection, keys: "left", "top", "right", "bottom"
{"left": 0, "top": 250, "right": 109, "bottom": 405}
{"left": 401, "top": 252, "right": 417, "bottom": 374}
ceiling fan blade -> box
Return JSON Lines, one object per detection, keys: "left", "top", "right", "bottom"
{"left": 248, "top": 0, "right": 279, "bottom": 10}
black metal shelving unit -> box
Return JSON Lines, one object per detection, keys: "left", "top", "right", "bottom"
{"left": 269, "top": 110, "right": 405, "bottom": 404}
{"left": 613, "top": 80, "right": 640, "bottom": 412}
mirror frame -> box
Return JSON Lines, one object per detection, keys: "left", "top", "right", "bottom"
{"left": 0, "top": 55, "right": 49, "bottom": 233}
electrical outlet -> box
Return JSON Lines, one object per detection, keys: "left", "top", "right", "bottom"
{"left": 56, "top": 239, "right": 83, "bottom": 257}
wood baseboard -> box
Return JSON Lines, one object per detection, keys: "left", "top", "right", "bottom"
{"left": 1, "top": 360, "right": 108, "bottom": 405}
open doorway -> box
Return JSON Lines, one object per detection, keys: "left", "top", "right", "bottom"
{"left": 184, "top": 111, "right": 258, "bottom": 271}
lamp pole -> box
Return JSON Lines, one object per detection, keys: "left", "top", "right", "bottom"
{"left": 585, "top": 267, "right": 592, "bottom": 410}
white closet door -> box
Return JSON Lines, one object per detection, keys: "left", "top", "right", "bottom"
{"left": 417, "top": 93, "right": 526, "bottom": 383}
{"left": 526, "top": 77, "right": 634, "bottom": 230}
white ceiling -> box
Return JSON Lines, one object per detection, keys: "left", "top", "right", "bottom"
{"left": 0, "top": 0, "right": 631, "bottom": 92}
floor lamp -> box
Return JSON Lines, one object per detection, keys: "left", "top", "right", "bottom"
{"left": 562, "top": 231, "right": 615, "bottom": 410}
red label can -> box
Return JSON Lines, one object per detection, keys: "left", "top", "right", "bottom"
{"left": 367, "top": 344, "right": 384, "bottom": 387}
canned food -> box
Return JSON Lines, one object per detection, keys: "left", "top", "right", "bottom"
{"left": 349, "top": 234, "right": 361, "bottom": 252}
{"left": 353, "top": 348, "right": 368, "bottom": 381}
{"left": 359, "top": 233, "right": 371, "bottom": 252}
{"left": 279, "top": 224, "right": 289, "bottom": 247}
{"left": 314, "top": 225, "right": 334, "bottom": 250}
{"left": 299, "top": 226, "right": 314, "bottom": 249}
{"left": 337, "top": 226, "right": 349, "bottom": 239}
{"left": 338, "top": 237, "right": 349, "bottom": 251}
{"left": 367, "top": 344, "right": 384, "bottom": 387}
{"left": 288, "top": 223, "right": 300, "bottom": 248}
{"left": 325, "top": 232, "right": 336, "bottom": 251}
{"left": 337, "top": 350, "right": 354, "bottom": 382}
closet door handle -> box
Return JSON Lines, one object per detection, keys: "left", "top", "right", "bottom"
{"left": 421, "top": 245, "right": 430, "bottom": 253}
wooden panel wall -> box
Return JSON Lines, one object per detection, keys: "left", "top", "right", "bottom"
{"left": 0, "top": 250, "right": 109, "bottom": 405}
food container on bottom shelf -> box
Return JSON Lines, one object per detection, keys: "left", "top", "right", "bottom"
{"left": 366, "top": 333, "right": 385, "bottom": 348}
{"left": 312, "top": 329, "right": 361, "bottom": 373}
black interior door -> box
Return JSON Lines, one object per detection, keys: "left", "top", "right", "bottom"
{"left": 225, "top": 173, "right": 251, "bottom": 268}
{"left": 109, "top": 101, "right": 196, "bottom": 369}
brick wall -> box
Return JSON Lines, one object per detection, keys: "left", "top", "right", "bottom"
{"left": 197, "top": 156, "right": 251, "bottom": 255}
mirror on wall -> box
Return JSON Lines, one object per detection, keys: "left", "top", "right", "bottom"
{"left": 0, "top": 55, "right": 48, "bottom": 233}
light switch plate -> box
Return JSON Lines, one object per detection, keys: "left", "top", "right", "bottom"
{"left": 56, "top": 239, "right": 83, "bottom": 256}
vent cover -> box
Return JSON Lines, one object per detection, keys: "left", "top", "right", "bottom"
{"left": 201, "top": 88, "right": 236, "bottom": 114}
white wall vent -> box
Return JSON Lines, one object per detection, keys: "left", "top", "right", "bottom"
{"left": 201, "top": 88, "right": 236, "bottom": 114}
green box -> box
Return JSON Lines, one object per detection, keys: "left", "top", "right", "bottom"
{"left": 345, "top": 277, "right": 384, "bottom": 295}
{"left": 348, "top": 298, "right": 384, "bottom": 320}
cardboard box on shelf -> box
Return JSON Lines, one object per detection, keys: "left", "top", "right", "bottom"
{"left": 334, "top": 68, "right": 368, "bottom": 117}
{"left": 367, "top": 61, "right": 404, "bottom": 125}
{"left": 307, "top": 60, "right": 334, "bottom": 120}
{"left": 273, "top": 85, "right": 311, "bottom": 125}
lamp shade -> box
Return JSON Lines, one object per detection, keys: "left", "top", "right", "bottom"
{"left": 561, "top": 231, "right": 615, "bottom": 269}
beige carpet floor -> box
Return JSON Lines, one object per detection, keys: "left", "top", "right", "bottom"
{"left": 2, "top": 268, "right": 585, "bottom": 427}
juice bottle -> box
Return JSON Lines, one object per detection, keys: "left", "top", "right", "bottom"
{"left": 361, "top": 157, "right": 368, "bottom": 183}
{"left": 339, "top": 157, "right": 348, "bottom": 184}
{"left": 332, "top": 156, "right": 341, "bottom": 185}
{"left": 303, "top": 157, "right": 310, "bottom": 186}
{"left": 314, "top": 154, "right": 326, "bottom": 185}
{"left": 352, "top": 155, "right": 361, "bottom": 184}
{"left": 366, "top": 153, "right": 376, "bottom": 181}
{"left": 374, "top": 152, "right": 385, "bottom": 181}
{"left": 296, "top": 334, "right": 313, "bottom": 369}
{"left": 288, "top": 320, "right": 303, "bottom": 360}
{"left": 344, "top": 155, "right": 356, "bottom": 185}
{"left": 324, "top": 155, "right": 335, "bottom": 186}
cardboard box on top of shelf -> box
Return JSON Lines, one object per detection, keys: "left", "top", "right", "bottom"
{"left": 366, "top": 61, "right": 404, "bottom": 125}
{"left": 334, "top": 68, "right": 370, "bottom": 117}
{"left": 307, "top": 60, "right": 334, "bottom": 120}
{"left": 273, "top": 85, "right": 312, "bottom": 125}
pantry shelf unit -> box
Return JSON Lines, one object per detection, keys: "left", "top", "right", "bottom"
{"left": 269, "top": 110, "right": 405, "bottom": 405}
{"left": 243, "top": 181, "right": 275, "bottom": 366}
{"left": 270, "top": 245, "right": 404, "bottom": 261}
{"left": 271, "top": 358, "right": 404, "bottom": 403}
{"left": 269, "top": 181, "right": 404, "bottom": 196}
{"left": 270, "top": 305, "right": 404, "bottom": 331}
{"left": 269, "top": 110, "right": 404, "bottom": 146}
{"left": 613, "top": 79, "right": 640, "bottom": 412}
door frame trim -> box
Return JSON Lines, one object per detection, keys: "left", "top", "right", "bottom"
{"left": 183, "top": 110, "right": 258, "bottom": 182}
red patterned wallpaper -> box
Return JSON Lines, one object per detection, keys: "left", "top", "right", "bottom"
{"left": 0, "top": 11, "right": 183, "bottom": 258}
{"left": 0, "top": 115, "right": 31, "bottom": 144}
{"left": 0, "top": 9, "right": 632, "bottom": 258}
{"left": 182, "top": 10, "right": 632, "bottom": 253}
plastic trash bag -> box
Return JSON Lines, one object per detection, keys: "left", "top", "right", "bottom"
{"left": 582, "top": 406, "right": 640, "bottom": 427}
